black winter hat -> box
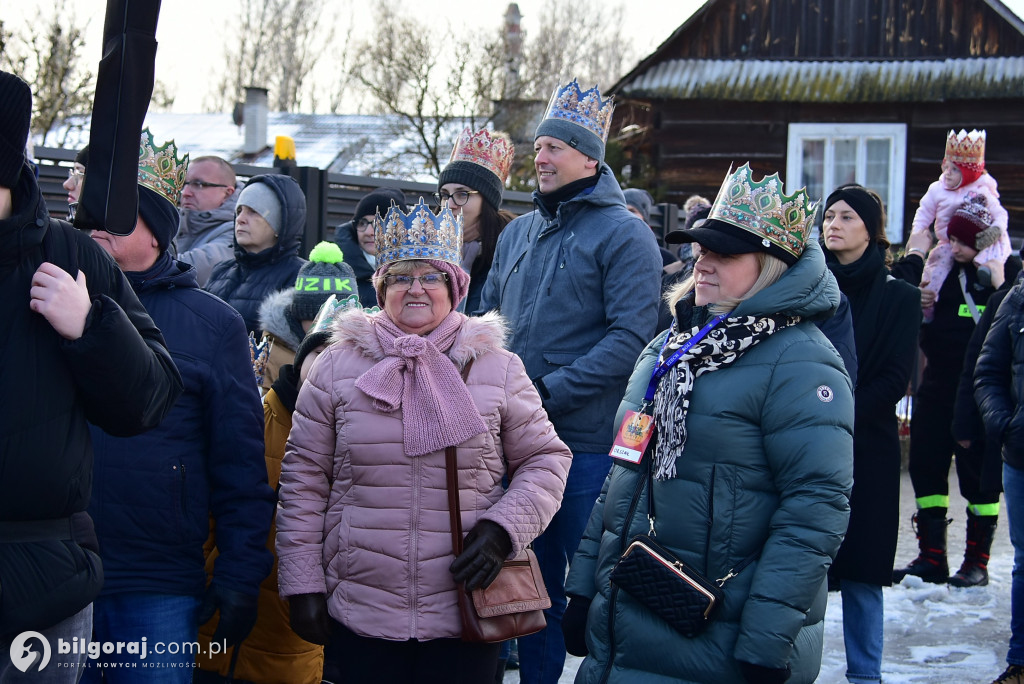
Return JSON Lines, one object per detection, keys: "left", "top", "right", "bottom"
{"left": 293, "top": 329, "right": 331, "bottom": 372}
{"left": 353, "top": 188, "right": 408, "bottom": 222}
{"left": 0, "top": 71, "right": 33, "bottom": 188}
{"left": 438, "top": 160, "right": 504, "bottom": 211}
{"left": 138, "top": 185, "right": 180, "bottom": 252}
{"left": 290, "top": 242, "right": 358, "bottom": 322}
{"left": 75, "top": 145, "right": 90, "bottom": 168}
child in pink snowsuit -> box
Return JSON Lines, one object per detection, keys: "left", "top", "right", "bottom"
{"left": 911, "top": 129, "right": 1010, "bottom": 321}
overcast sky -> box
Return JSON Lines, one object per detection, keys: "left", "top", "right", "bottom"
{"left": 8, "top": 0, "right": 1024, "bottom": 113}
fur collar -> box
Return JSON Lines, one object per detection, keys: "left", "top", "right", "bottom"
{"left": 258, "top": 289, "right": 302, "bottom": 350}
{"left": 330, "top": 310, "right": 508, "bottom": 367}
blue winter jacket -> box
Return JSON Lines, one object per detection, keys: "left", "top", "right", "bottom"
{"left": 477, "top": 164, "right": 663, "bottom": 454}
{"left": 565, "top": 241, "right": 854, "bottom": 684}
{"left": 205, "top": 174, "right": 307, "bottom": 334}
{"left": 89, "top": 257, "right": 274, "bottom": 598}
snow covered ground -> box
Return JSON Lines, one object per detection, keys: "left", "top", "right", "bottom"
{"left": 507, "top": 466, "right": 1013, "bottom": 684}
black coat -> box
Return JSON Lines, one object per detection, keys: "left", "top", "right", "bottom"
{"left": 975, "top": 275, "right": 1024, "bottom": 472}
{"left": 0, "top": 163, "right": 182, "bottom": 637}
{"left": 205, "top": 175, "right": 307, "bottom": 334}
{"left": 827, "top": 244, "right": 921, "bottom": 586}
{"left": 333, "top": 220, "right": 378, "bottom": 307}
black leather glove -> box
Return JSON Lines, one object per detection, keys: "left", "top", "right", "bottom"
{"left": 561, "top": 595, "right": 591, "bottom": 657}
{"left": 738, "top": 660, "right": 791, "bottom": 684}
{"left": 287, "top": 593, "right": 331, "bottom": 645}
{"left": 197, "top": 584, "right": 259, "bottom": 648}
{"left": 449, "top": 520, "right": 512, "bottom": 591}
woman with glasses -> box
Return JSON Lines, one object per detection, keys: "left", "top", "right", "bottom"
{"left": 436, "top": 128, "right": 517, "bottom": 314}
{"left": 333, "top": 188, "right": 408, "bottom": 307}
{"left": 204, "top": 175, "right": 308, "bottom": 335}
{"left": 276, "top": 199, "right": 572, "bottom": 683}
{"left": 62, "top": 145, "right": 88, "bottom": 220}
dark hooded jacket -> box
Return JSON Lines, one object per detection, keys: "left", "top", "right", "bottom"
{"left": 0, "top": 162, "right": 182, "bottom": 638}
{"left": 333, "top": 219, "right": 378, "bottom": 307}
{"left": 89, "top": 257, "right": 274, "bottom": 599}
{"left": 205, "top": 175, "right": 307, "bottom": 334}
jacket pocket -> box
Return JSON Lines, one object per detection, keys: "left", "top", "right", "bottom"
{"left": 542, "top": 351, "right": 583, "bottom": 369}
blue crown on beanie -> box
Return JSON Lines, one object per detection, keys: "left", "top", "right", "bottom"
{"left": 535, "top": 80, "right": 614, "bottom": 162}
{"left": 374, "top": 198, "right": 463, "bottom": 269}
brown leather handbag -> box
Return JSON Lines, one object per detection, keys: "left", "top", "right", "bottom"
{"left": 444, "top": 361, "right": 550, "bottom": 643}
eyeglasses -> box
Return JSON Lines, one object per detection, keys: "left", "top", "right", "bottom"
{"left": 356, "top": 218, "right": 375, "bottom": 232}
{"left": 383, "top": 272, "right": 448, "bottom": 291}
{"left": 434, "top": 190, "right": 480, "bottom": 207}
{"left": 67, "top": 168, "right": 85, "bottom": 184}
{"left": 182, "top": 180, "right": 229, "bottom": 190}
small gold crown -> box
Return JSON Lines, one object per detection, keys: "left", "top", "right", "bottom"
{"left": 944, "top": 129, "right": 986, "bottom": 167}
{"left": 449, "top": 128, "right": 515, "bottom": 182}
{"left": 138, "top": 128, "right": 188, "bottom": 204}
{"left": 374, "top": 198, "right": 463, "bottom": 270}
{"left": 708, "top": 163, "right": 817, "bottom": 261}
{"left": 542, "top": 80, "right": 615, "bottom": 144}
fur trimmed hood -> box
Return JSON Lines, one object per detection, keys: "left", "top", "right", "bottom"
{"left": 330, "top": 310, "right": 508, "bottom": 367}
{"left": 258, "top": 288, "right": 303, "bottom": 350}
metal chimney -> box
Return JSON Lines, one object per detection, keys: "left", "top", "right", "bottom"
{"left": 243, "top": 86, "right": 269, "bottom": 155}
{"left": 503, "top": 4, "right": 523, "bottom": 99}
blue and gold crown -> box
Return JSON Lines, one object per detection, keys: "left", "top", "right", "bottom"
{"left": 138, "top": 128, "right": 188, "bottom": 205}
{"left": 708, "top": 163, "right": 817, "bottom": 262}
{"left": 374, "top": 198, "right": 463, "bottom": 269}
{"left": 542, "top": 80, "right": 614, "bottom": 144}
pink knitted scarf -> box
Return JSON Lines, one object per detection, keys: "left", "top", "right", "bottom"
{"left": 355, "top": 310, "right": 487, "bottom": 457}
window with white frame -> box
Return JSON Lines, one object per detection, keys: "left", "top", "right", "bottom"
{"left": 786, "top": 123, "right": 907, "bottom": 242}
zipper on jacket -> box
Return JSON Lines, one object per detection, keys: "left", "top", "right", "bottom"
{"left": 410, "top": 456, "right": 422, "bottom": 636}
{"left": 176, "top": 462, "right": 188, "bottom": 517}
{"left": 704, "top": 465, "right": 716, "bottom": 575}
{"left": 600, "top": 465, "right": 649, "bottom": 683}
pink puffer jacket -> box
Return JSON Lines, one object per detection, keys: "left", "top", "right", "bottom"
{"left": 276, "top": 310, "right": 572, "bottom": 641}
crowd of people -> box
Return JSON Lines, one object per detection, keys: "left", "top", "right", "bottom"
{"left": 2, "top": 64, "right": 1024, "bottom": 684}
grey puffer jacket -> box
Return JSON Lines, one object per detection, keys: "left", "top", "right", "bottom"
{"left": 565, "top": 241, "right": 854, "bottom": 684}
{"left": 477, "top": 164, "right": 663, "bottom": 454}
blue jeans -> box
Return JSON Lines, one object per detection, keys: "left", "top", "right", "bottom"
{"left": 840, "top": 579, "right": 883, "bottom": 682}
{"left": 0, "top": 604, "right": 92, "bottom": 683}
{"left": 80, "top": 593, "right": 200, "bottom": 684}
{"left": 518, "top": 451, "right": 611, "bottom": 684}
{"left": 1005, "top": 463, "right": 1024, "bottom": 666}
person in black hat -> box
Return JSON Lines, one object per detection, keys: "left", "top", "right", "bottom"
{"left": 334, "top": 188, "right": 408, "bottom": 307}
{"left": 0, "top": 71, "right": 182, "bottom": 680}
{"left": 62, "top": 145, "right": 89, "bottom": 220}
{"left": 85, "top": 130, "right": 273, "bottom": 681}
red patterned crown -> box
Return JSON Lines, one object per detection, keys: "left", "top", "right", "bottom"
{"left": 449, "top": 128, "right": 515, "bottom": 183}
{"left": 944, "top": 129, "right": 986, "bottom": 167}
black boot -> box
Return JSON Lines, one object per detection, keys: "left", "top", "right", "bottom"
{"left": 893, "top": 508, "right": 950, "bottom": 584}
{"left": 949, "top": 511, "right": 998, "bottom": 587}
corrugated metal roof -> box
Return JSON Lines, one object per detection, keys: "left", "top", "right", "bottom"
{"left": 620, "top": 57, "right": 1024, "bottom": 101}
{"left": 43, "top": 112, "right": 471, "bottom": 182}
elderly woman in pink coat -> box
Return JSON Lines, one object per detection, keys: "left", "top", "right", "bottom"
{"left": 275, "top": 199, "right": 572, "bottom": 683}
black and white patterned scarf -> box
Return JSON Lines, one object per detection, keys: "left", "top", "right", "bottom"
{"left": 652, "top": 314, "right": 800, "bottom": 480}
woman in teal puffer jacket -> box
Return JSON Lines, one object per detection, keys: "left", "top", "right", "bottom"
{"left": 563, "top": 164, "right": 854, "bottom": 684}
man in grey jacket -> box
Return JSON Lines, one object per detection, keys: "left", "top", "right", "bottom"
{"left": 174, "top": 155, "right": 240, "bottom": 286}
{"left": 477, "top": 79, "right": 663, "bottom": 684}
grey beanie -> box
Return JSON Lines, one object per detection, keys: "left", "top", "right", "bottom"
{"left": 237, "top": 181, "right": 282, "bottom": 235}
{"left": 438, "top": 160, "right": 503, "bottom": 211}
{"left": 535, "top": 118, "right": 605, "bottom": 162}
{"left": 623, "top": 188, "right": 653, "bottom": 224}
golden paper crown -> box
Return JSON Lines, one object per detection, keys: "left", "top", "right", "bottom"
{"left": 449, "top": 128, "right": 515, "bottom": 182}
{"left": 374, "top": 198, "right": 463, "bottom": 269}
{"left": 138, "top": 128, "right": 188, "bottom": 204}
{"left": 708, "top": 163, "right": 817, "bottom": 262}
{"left": 944, "top": 129, "right": 986, "bottom": 167}
{"left": 542, "top": 80, "right": 615, "bottom": 144}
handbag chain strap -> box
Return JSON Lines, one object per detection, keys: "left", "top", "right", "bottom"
{"left": 642, "top": 438, "right": 759, "bottom": 587}
{"left": 446, "top": 358, "right": 476, "bottom": 557}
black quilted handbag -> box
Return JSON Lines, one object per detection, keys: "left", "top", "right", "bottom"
{"left": 609, "top": 449, "right": 757, "bottom": 638}
{"left": 610, "top": 533, "right": 723, "bottom": 637}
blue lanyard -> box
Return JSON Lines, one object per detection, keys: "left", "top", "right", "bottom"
{"left": 642, "top": 313, "right": 729, "bottom": 404}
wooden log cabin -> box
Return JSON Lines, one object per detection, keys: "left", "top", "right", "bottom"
{"left": 610, "top": 0, "right": 1024, "bottom": 244}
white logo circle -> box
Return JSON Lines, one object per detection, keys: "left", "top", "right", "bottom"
{"left": 816, "top": 385, "right": 834, "bottom": 402}
{"left": 9, "top": 631, "right": 51, "bottom": 673}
